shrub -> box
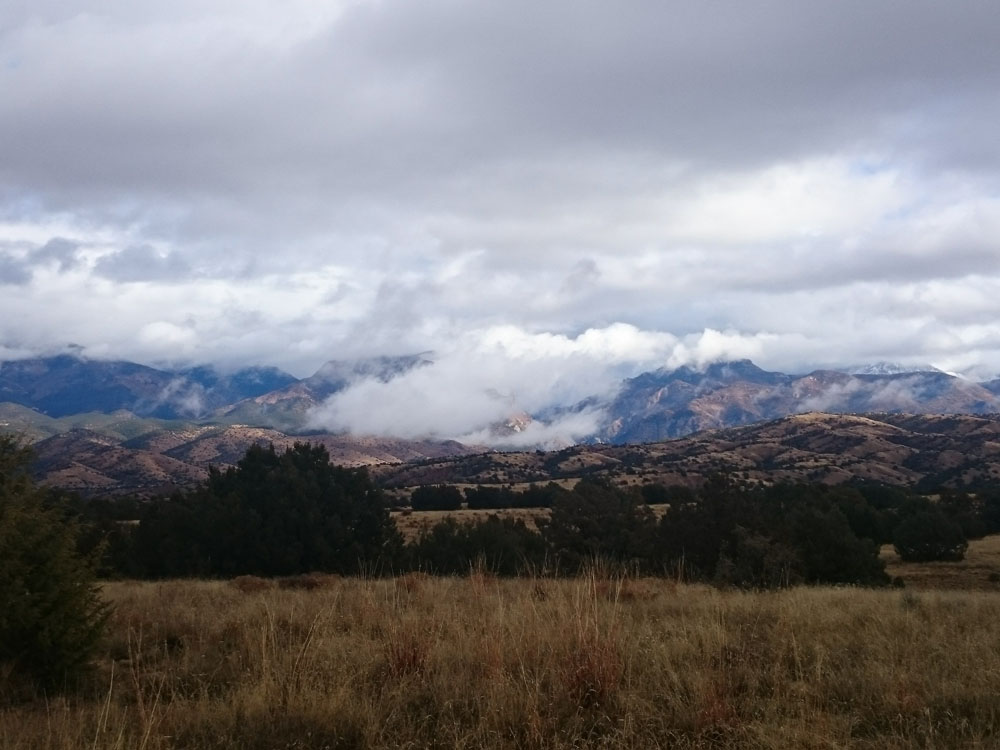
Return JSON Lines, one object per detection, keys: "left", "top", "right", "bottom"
{"left": 0, "top": 437, "right": 108, "bottom": 694}
{"left": 893, "top": 510, "right": 968, "bottom": 562}
{"left": 408, "top": 515, "right": 545, "bottom": 575}
{"left": 410, "top": 484, "right": 463, "bottom": 511}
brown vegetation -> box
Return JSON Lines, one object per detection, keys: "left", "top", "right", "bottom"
{"left": 4, "top": 564, "right": 1000, "bottom": 748}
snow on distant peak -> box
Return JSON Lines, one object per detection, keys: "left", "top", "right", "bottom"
{"left": 846, "top": 362, "right": 943, "bottom": 376}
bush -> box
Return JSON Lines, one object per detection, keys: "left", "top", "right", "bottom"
{"left": 0, "top": 437, "right": 108, "bottom": 694}
{"left": 410, "top": 484, "right": 463, "bottom": 511}
{"left": 893, "top": 510, "right": 968, "bottom": 562}
{"left": 714, "top": 526, "right": 802, "bottom": 589}
{"left": 408, "top": 515, "right": 545, "bottom": 575}
{"left": 464, "top": 485, "right": 516, "bottom": 509}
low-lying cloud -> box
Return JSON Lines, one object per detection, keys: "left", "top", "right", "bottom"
{"left": 306, "top": 324, "right": 783, "bottom": 443}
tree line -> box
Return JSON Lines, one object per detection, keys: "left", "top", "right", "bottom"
{"left": 75, "top": 442, "right": 994, "bottom": 584}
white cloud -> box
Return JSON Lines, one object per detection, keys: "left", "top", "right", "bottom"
{"left": 1, "top": 0, "right": 1000, "bottom": 396}
{"left": 306, "top": 324, "right": 805, "bottom": 443}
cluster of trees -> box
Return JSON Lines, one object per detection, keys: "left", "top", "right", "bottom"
{"left": 410, "top": 482, "right": 567, "bottom": 510}
{"left": 67, "top": 442, "right": 999, "bottom": 586}
{"left": 124, "top": 443, "right": 401, "bottom": 578}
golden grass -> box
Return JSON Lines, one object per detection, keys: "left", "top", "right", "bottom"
{"left": 390, "top": 504, "right": 669, "bottom": 542}
{"left": 391, "top": 506, "right": 552, "bottom": 541}
{"left": 883, "top": 533, "right": 1000, "bottom": 591}
{"left": 4, "top": 572, "right": 1000, "bottom": 749}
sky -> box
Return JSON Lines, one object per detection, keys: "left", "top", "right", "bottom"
{"left": 2, "top": 1, "right": 1000, "bottom": 439}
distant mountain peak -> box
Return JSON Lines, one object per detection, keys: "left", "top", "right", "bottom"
{"left": 311, "top": 353, "right": 432, "bottom": 385}
{"left": 846, "top": 362, "right": 943, "bottom": 376}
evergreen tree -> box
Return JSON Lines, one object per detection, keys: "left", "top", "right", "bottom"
{"left": 0, "top": 437, "right": 108, "bottom": 694}
{"left": 135, "top": 442, "right": 401, "bottom": 576}
{"left": 540, "top": 478, "right": 656, "bottom": 572}
{"left": 410, "top": 484, "right": 463, "bottom": 511}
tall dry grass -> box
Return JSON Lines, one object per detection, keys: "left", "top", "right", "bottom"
{"left": 3, "top": 573, "right": 1000, "bottom": 749}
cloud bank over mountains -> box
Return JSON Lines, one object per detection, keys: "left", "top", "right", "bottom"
{"left": 2, "top": 0, "right": 1000, "bottom": 435}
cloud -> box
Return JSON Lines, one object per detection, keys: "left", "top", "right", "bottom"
{"left": 306, "top": 324, "right": 802, "bottom": 443}
{"left": 142, "top": 376, "right": 207, "bottom": 417}
{"left": 31, "top": 237, "right": 81, "bottom": 271}
{"left": 0, "top": 254, "right": 30, "bottom": 285}
{"left": 93, "top": 244, "right": 191, "bottom": 282}
{"left": 0, "top": 0, "right": 999, "bottom": 392}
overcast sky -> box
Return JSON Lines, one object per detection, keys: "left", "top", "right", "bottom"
{"left": 2, "top": 1, "right": 1000, "bottom": 436}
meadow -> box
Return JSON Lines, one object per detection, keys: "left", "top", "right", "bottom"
{"left": 4, "top": 540, "right": 1000, "bottom": 750}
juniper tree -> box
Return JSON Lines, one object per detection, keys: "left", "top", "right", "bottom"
{"left": 0, "top": 437, "right": 108, "bottom": 694}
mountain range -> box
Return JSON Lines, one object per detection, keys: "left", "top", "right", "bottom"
{"left": 2, "top": 354, "right": 999, "bottom": 439}
{"left": 603, "top": 359, "right": 1000, "bottom": 442}
{"left": 3, "top": 353, "right": 1000, "bottom": 494}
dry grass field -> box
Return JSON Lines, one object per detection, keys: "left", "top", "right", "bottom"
{"left": 390, "top": 504, "right": 671, "bottom": 542}
{"left": 391, "top": 506, "right": 552, "bottom": 541}
{"left": 882, "top": 533, "right": 1000, "bottom": 591}
{"left": 4, "top": 562, "right": 1000, "bottom": 749}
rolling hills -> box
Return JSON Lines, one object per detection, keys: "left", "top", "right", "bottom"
{"left": 18, "top": 411, "right": 1000, "bottom": 495}
{"left": 375, "top": 412, "right": 1000, "bottom": 493}
{"left": 4, "top": 352, "right": 1000, "bottom": 495}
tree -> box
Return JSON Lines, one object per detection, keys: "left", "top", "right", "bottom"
{"left": 893, "top": 510, "right": 968, "bottom": 562}
{"left": 0, "top": 437, "right": 108, "bottom": 694}
{"left": 788, "top": 506, "right": 889, "bottom": 585}
{"left": 540, "top": 479, "right": 656, "bottom": 572}
{"left": 135, "top": 443, "right": 401, "bottom": 576}
{"left": 714, "top": 526, "right": 802, "bottom": 589}
{"left": 408, "top": 515, "right": 545, "bottom": 575}
{"left": 410, "top": 484, "right": 463, "bottom": 511}
{"left": 657, "top": 479, "right": 889, "bottom": 587}
{"left": 641, "top": 483, "right": 695, "bottom": 506}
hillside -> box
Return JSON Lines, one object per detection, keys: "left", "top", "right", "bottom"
{"left": 12, "top": 411, "right": 1000, "bottom": 495}
{"left": 600, "top": 361, "right": 1000, "bottom": 441}
{"left": 28, "top": 424, "right": 474, "bottom": 496}
{"left": 376, "top": 412, "right": 1000, "bottom": 492}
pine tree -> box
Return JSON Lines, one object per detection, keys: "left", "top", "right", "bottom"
{"left": 0, "top": 437, "right": 108, "bottom": 694}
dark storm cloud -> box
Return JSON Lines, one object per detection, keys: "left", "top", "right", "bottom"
{"left": 2, "top": 1, "right": 997, "bottom": 227}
